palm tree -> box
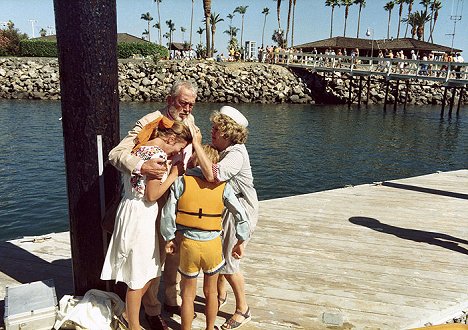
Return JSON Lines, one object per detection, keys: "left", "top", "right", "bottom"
{"left": 428, "top": 0, "right": 442, "bottom": 43}
{"left": 384, "top": 1, "right": 395, "bottom": 39}
{"left": 39, "top": 28, "right": 47, "bottom": 37}
{"left": 420, "top": 0, "right": 432, "bottom": 40}
{"left": 189, "top": 0, "right": 194, "bottom": 53}
{"left": 141, "top": 12, "right": 153, "bottom": 42}
{"left": 181, "top": 26, "right": 186, "bottom": 41}
{"left": 404, "top": 0, "right": 414, "bottom": 37}
{"left": 153, "top": 22, "right": 161, "bottom": 42}
{"left": 166, "top": 19, "right": 175, "bottom": 50}
{"left": 403, "top": 10, "right": 429, "bottom": 40}
{"left": 354, "top": 0, "right": 366, "bottom": 38}
{"left": 196, "top": 27, "right": 205, "bottom": 45}
{"left": 261, "top": 8, "right": 270, "bottom": 47}
{"left": 341, "top": 0, "right": 353, "bottom": 37}
{"left": 395, "top": 0, "right": 405, "bottom": 38}
{"left": 291, "top": 0, "right": 297, "bottom": 48}
{"left": 143, "top": 29, "right": 150, "bottom": 41}
{"left": 154, "top": 0, "right": 162, "bottom": 45}
{"left": 275, "top": 0, "right": 282, "bottom": 31}
{"left": 226, "top": 13, "right": 235, "bottom": 45}
{"left": 202, "top": 0, "right": 211, "bottom": 57}
{"left": 325, "top": 0, "right": 340, "bottom": 38}
{"left": 208, "top": 12, "right": 223, "bottom": 55}
{"left": 285, "top": 0, "right": 293, "bottom": 47}
{"left": 234, "top": 6, "right": 248, "bottom": 50}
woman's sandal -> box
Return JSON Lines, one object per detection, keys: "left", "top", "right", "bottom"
{"left": 221, "top": 307, "right": 251, "bottom": 330}
{"left": 218, "top": 292, "right": 228, "bottom": 309}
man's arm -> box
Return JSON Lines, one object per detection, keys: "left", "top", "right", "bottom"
{"left": 109, "top": 111, "right": 162, "bottom": 174}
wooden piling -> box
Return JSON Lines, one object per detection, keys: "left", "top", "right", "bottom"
{"left": 457, "top": 87, "right": 464, "bottom": 116}
{"left": 441, "top": 86, "right": 448, "bottom": 118}
{"left": 54, "top": 0, "right": 121, "bottom": 295}
{"left": 449, "top": 87, "right": 456, "bottom": 117}
{"left": 366, "top": 75, "right": 371, "bottom": 105}
{"left": 384, "top": 79, "right": 389, "bottom": 112}
{"left": 348, "top": 75, "right": 353, "bottom": 107}
{"left": 358, "top": 76, "right": 363, "bottom": 107}
{"left": 393, "top": 80, "right": 399, "bottom": 112}
{"left": 404, "top": 80, "right": 409, "bottom": 111}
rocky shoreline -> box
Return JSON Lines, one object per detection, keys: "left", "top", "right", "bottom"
{"left": 0, "top": 57, "right": 466, "bottom": 105}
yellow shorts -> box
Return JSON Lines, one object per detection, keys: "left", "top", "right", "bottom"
{"left": 178, "top": 236, "right": 225, "bottom": 278}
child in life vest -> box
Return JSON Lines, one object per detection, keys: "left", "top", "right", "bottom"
{"left": 101, "top": 117, "right": 191, "bottom": 330}
{"left": 160, "top": 145, "right": 250, "bottom": 330}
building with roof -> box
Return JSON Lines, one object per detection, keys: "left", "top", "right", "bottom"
{"left": 32, "top": 32, "right": 148, "bottom": 44}
{"left": 295, "top": 37, "right": 462, "bottom": 59}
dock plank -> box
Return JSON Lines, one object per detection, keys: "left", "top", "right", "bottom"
{"left": 1, "top": 170, "right": 467, "bottom": 329}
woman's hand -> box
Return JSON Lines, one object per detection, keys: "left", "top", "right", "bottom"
{"left": 188, "top": 123, "right": 202, "bottom": 145}
{"left": 232, "top": 241, "right": 245, "bottom": 259}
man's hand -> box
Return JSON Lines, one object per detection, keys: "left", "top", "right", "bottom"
{"left": 232, "top": 241, "right": 245, "bottom": 259}
{"left": 141, "top": 158, "right": 167, "bottom": 179}
{"left": 165, "top": 240, "right": 178, "bottom": 255}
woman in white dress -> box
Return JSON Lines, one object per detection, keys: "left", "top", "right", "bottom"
{"left": 101, "top": 117, "right": 191, "bottom": 330}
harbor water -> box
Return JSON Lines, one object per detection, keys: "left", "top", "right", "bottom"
{"left": 0, "top": 99, "right": 467, "bottom": 241}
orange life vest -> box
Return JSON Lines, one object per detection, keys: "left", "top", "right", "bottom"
{"left": 176, "top": 175, "right": 226, "bottom": 231}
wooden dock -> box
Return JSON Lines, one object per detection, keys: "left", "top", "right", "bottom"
{"left": 1, "top": 170, "right": 467, "bottom": 329}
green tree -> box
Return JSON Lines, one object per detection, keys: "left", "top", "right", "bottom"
{"left": 354, "top": 0, "right": 366, "bottom": 38}
{"left": 196, "top": 27, "right": 205, "bottom": 46}
{"left": 202, "top": 0, "right": 211, "bottom": 57}
{"left": 0, "top": 20, "right": 28, "bottom": 56}
{"left": 207, "top": 12, "right": 223, "bottom": 55}
{"left": 181, "top": 26, "right": 186, "bottom": 41}
{"left": 154, "top": 0, "right": 162, "bottom": 45}
{"left": 395, "top": 0, "right": 405, "bottom": 38}
{"left": 384, "top": 1, "right": 395, "bottom": 39}
{"left": 404, "top": 0, "right": 414, "bottom": 37}
{"left": 153, "top": 22, "right": 161, "bottom": 42}
{"left": 341, "top": 0, "right": 354, "bottom": 37}
{"left": 39, "top": 28, "right": 47, "bottom": 37}
{"left": 166, "top": 19, "right": 175, "bottom": 49}
{"left": 141, "top": 12, "right": 153, "bottom": 42}
{"left": 234, "top": 6, "right": 248, "bottom": 49}
{"left": 261, "top": 8, "right": 270, "bottom": 47}
{"left": 272, "top": 29, "right": 285, "bottom": 47}
{"left": 325, "top": 0, "right": 340, "bottom": 38}
{"left": 428, "top": 0, "right": 442, "bottom": 43}
{"left": 403, "top": 10, "right": 429, "bottom": 40}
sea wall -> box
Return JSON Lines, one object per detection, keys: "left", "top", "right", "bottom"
{"left": 0, "top": 57, "right": 466, "bottom": 105}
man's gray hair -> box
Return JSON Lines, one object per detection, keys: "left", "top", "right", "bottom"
{"left": 170, "top": 80, "right": 198, "bottom": 97}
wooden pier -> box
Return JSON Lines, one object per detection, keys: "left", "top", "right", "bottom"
{"left": 1, "top": 170, "right": 467, "bottom": 329}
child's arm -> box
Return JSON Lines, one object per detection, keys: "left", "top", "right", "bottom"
{"left": 145, "top": 161, "right": 184, "bottom": 202}
{"left": 160, "top": 176, "right": 185, "bottom": 255}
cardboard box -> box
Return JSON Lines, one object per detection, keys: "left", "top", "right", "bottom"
{"left": 4, "top": 279, "right": 58, "bottom": 330}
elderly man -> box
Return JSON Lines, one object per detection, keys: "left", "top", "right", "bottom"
{"left": 108, "top": 80, "right": 197, "bottom": 330}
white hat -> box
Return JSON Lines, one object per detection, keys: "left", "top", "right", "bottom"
{"left": 219, "top": 106, "right": 249, "bottom": 127}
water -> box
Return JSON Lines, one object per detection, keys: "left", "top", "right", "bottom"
{"left": 0, "top": 99, "right": 467, "bottom": 241}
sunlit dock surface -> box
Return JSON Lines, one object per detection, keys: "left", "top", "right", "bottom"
{"left": 1, "top": 169, "right": 467, "bottom": 329}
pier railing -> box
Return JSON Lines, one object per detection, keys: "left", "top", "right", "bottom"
{"left": 277, "top": 52, "right": 468, "bottom": 86}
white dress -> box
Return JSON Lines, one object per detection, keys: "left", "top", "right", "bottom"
{"left": 101, "top": 146, "right": 167, "bottom": 290}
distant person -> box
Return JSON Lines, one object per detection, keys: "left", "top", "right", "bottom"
{"left": 108, "top": 80, "right": 198, "bottom": 330}
{"left": 161, "top": 144, "right": 250, "bottom": 330}
{"left": 454, "top": 53, "right": 464, "bottom": 79}
{"left": 101, "top": 118, "right": 192, "bottom": 330}
{"left": 189, "top": 106, "right": 259, "bottom": 330}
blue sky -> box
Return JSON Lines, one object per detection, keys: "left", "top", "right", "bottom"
{"left": 2, "top": 0, "right": 467, "bottom": 56}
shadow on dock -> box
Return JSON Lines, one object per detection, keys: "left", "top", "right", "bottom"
{"left": 349, "top": 217, "right": 468, "bottom": 255}
{"left": 0, "top": 242, "right": 73, "bottom": 324}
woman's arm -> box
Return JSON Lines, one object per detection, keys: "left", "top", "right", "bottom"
{"left": 145, "top": 162, "right": 184, "bottom": 202}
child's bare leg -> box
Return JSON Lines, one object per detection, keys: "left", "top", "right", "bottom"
{"left": 126, "top": 280, "right": 152, "bottom": 330}
{"left": 180, "top": 276, "right": 197, "bottom": 330}
{"left": 204, "top": 273, "right": 219, "bottom": 330}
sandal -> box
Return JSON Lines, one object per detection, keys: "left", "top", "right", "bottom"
{"left": 218, "top": 292, "right": 228, "bottom": 309}
{"left": 221, "top": 307, "right": 251, "bottom": 330}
